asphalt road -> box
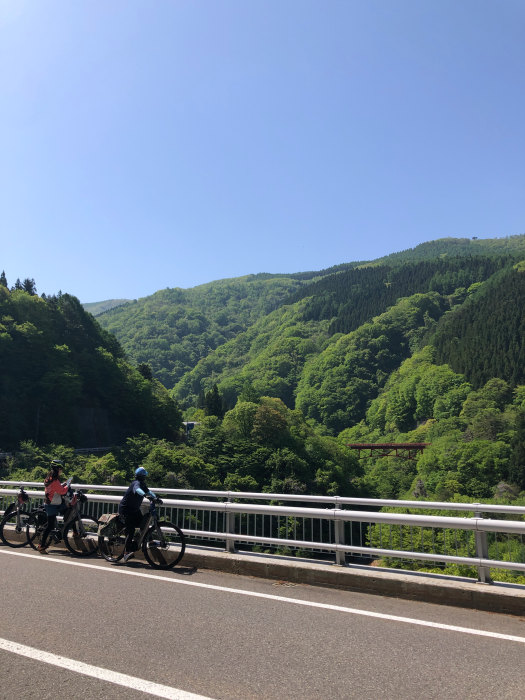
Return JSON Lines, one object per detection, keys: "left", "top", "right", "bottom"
{"left": 1, "top": 545, "right": 524, "bottom": 699}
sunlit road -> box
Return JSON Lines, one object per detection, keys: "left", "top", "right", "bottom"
{"left": 1, "top": 546, "right": 524, "bottom": 699}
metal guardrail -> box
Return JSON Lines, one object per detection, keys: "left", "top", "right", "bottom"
{"left": 1, "top": 481, "right": 525, "bottom": 584}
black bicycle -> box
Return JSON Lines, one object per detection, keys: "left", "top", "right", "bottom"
{"left": 98, "top": 498, "right": 185, "bottom": 569}
{"left": 25, "top": 489, "right": 99, "bottom": 556}
{"left": 0, "top": 486, "right": 32, "bottom": 547}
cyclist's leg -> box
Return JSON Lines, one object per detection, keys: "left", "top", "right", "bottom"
{"left": 40, "top": 513, "right": 57, "bottom": 550}
{"left": 123, "top": 511, "right": 142, "bottom": 552}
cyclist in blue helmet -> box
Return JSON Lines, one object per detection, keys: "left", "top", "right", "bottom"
{"left": 118, "top": 467, "right": 157, "bottom": 562}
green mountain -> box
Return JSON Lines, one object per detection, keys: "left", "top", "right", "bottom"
{"left": 371, "top": 234, "right": 525, "bottom": 265}
{"left": 0, "top": 288, "right": 181, "bottom": 450}
{"left": 94, "top": 235, "right": 525, "bottom": 398}
{"left": 95, "top": 275, "right": 309, "bottom": 389}
{"left": 3, "top": 234, "right": 524, "bottom": 515}
{"left": 83, "top": 299, "right": 131, "bottom": 315}
{"left": 173, "top": 297, "right": 333, "bottom": 409}
{"left": 170, "top": 255, "right": 519, "bottom": 417}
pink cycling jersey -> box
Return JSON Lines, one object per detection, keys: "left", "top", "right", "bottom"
{"left": 44, "top": 477, "right": 69, "bottom": 505}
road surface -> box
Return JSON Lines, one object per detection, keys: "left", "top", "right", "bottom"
{"left": 1, "top": 546, "right": 524, "bottom": 699}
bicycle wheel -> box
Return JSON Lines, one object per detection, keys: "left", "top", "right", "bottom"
{"left": 142, "top": 521, "right": 185, "bottom": 569}
{"left": 26, "top": 509, "right": 49, "bottom": 549}
{"left": 64, "top": 514, "right": 99, "bottom": 556}
{"left": 98, "top": 532, "right": 126, "bottom": 562}
{"left": 0, "top": 509, "right": 31, "bottom": 547}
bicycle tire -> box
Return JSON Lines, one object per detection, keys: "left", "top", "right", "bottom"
{"left": 0, "top": 508, "right": 31, "bottom": 547}
{"left": 26, "top": 509, "right": 49, "bottom": 550}
{"left": 98, "top": 532, "right": 126, "bottom": 562}
{"left": 63, "top": 514, "right": 99, "bottom": 556}
{"left": 142, "top": 521, "right": 185, "bottom": 569}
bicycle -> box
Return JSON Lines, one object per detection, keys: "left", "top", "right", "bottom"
{"left": 0, "top": 486, "right": 32, "bottom": 547}
{"left": 25, "top": 488, "right": 99, "bottom": 556}
{"left": 98, "top": 497, "right": 185, "bottom": 569}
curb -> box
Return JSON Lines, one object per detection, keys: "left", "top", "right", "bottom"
{"left": 182, "top": 547, "right": 525, "bottom": 617}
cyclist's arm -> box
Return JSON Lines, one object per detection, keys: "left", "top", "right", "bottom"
{"left": 46, "top": 480, "right": 69, "bottom": 498}
{"left": 133, "top": 484, "right": 156, "bottom": 499}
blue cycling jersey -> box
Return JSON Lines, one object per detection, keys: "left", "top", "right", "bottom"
{"left": 119, "top": 479, "right": 154, "bottom": 515}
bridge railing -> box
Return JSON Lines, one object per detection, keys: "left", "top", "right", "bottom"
{"left": 1, "top": 481, "right": 525, "bottom": 584}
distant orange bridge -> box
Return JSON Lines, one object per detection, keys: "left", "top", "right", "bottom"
{"left": 346, "top": 443, "right": 430, "bottom": 460}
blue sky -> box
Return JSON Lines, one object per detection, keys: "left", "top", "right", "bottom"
{"left": 1, "top": 1, "right": 524, "bottom": 303}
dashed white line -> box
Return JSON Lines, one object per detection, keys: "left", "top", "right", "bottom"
{"left": 0, "top": 636, "right": 213, "bottom": 699}
{"left": 1, "top": 548, "right": 525, "bottom": 646}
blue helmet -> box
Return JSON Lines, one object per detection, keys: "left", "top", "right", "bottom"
{"left": 135, "top": 467, "right": 148, "bottom": 479}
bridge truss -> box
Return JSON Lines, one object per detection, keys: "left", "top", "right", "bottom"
{"left": 346, "top": 443, "right": 430, "bottom": 460}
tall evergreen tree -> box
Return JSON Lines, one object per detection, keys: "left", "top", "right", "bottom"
{"left": 204, "top": 384, "right": 224, "bottom": 418}
{"left": 508, "top": 410, "right": 525, "bottom": 489}
{"left": 0, "top": 270, "right": 7, "bottom": 287}
{"left": 22, "top": 278, "right": 37, "bottom": 295}
{"left": 137, "top": 363, "right": 153, "bottom": 380}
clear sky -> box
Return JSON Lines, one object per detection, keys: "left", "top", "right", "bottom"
{"left": 1, "top": 1, "right": 524, "bottom": 303}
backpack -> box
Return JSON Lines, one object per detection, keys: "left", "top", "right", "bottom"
{"left": 97, "top": 512, "right": 124, "bottom": 537}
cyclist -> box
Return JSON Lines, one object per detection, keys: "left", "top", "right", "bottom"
{"left": 119, "top": 467, "right": 157, "bottom": 563}
{"left": 38, "top": 459, "right": 72, "bottom": 553}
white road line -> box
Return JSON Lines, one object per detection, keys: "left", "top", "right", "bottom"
{"left": 0, "top": 636, "right": 213, "bottom": 700}
{"left": 1, "top": 548, "right": 525, "bottom": 645}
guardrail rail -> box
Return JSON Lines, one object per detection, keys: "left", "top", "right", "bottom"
{"left": 2, "top": 481, "right": 525, "bottom": 584}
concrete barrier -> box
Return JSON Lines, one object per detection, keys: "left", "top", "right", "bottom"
{"left": 182, "top": 546, "right": 525, "bottom": 617}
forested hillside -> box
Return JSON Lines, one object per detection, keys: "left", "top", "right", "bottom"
{"left": 431, "top": 262, "right": 525, "bottom": 388}
{"left": 286, "top": 256, "right": 511, "bottom": 335}
{"left": 173, "top": 298, "right": 332, "bottom": 410}
{"left": 0, "top": 284, "right": 182, "bottom": 449}
{"left": 94, "top": 237, "right": 525, "bottom": 399}
{"left": 96, "top": 274, "right": 308, "bottom": 388}
{"left": 2, "top": 235, "right": 524, "bottom": 524}
{"left": 372, "top": 234, "right": 525, "bottom": 265}
{"left": 171, "top": 255, "right": 519, "bottom": 415}
{"left": 83, "top": 299, "right": 131, "bottom": 315}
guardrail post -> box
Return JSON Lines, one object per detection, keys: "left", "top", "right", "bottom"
{"left": 334, "top": 503, "right": 346, "bottom": 566}
{"left": 474, "top": 510, "right": 493, "bottom": 584}
{"left": 225, "top": 497, "right": 235, "bottom": 553}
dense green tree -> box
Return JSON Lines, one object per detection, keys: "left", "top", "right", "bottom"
{"left": 137, "top": 363, "right": 153, "bottom": 380}
{"left": 204, "top": 384, "right": 224, "bottom": 418}
{"left": 238, "top": 382, "right": 260, "bottom": 403}
{"left": 251, "top": 404, "right": 289, "bottom": 446}
{"left": 222, "top": 401, "right": 259, "bottom": 439}
{"left": 22, "top": 278, "right": 37, "bottom": 295}
{"left": 508, "top": 409, "right": 525, "bottom": 489}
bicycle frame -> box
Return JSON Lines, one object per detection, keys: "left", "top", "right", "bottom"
{"left": 2, "top": 486, "right": 29, "bottom": 527}
{"left": 36, "top": 490, "right": 89, "bottom": 540}
{"left": 1, "top": 487, "right": 30, "bottom": 536}
{"left": 98, "top": 497, "right": 184, "bottom": 568}
{"left": 133, "top": 501, "right": 164, "bottom": 550}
